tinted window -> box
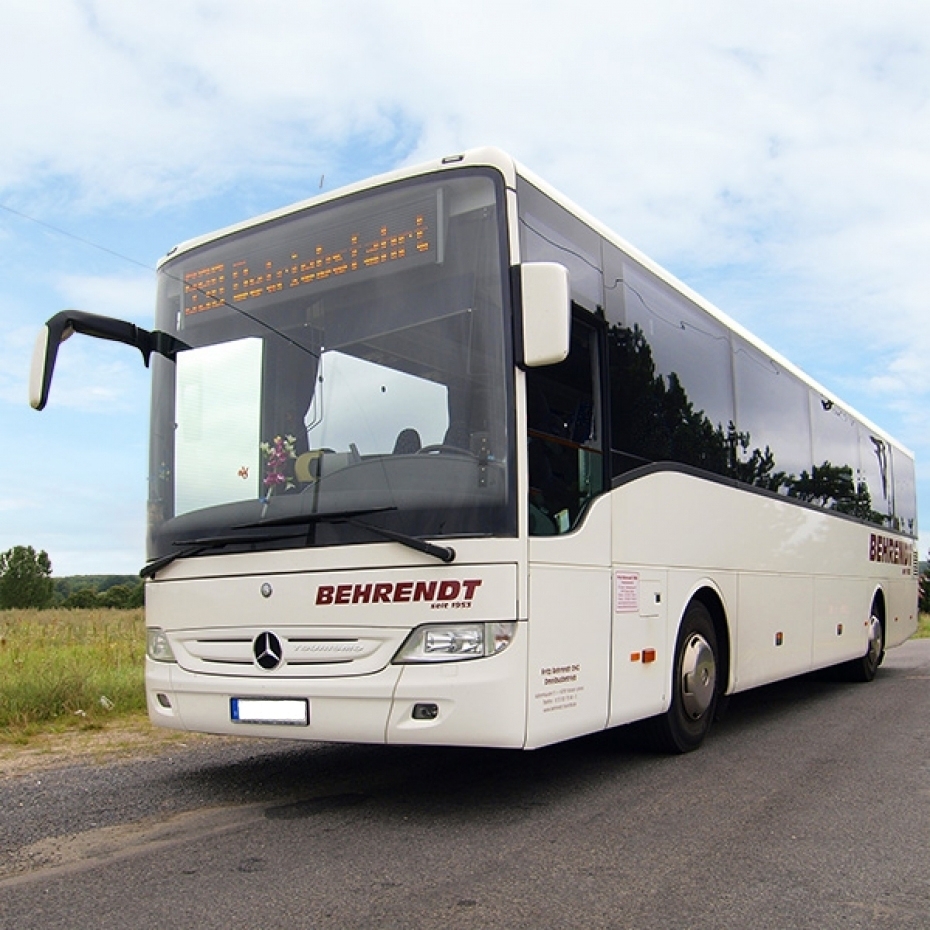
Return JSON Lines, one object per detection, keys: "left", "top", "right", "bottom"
{"left": 523, "top": 183, "right": 912, "bottom": 535}
{"left": 623, "top": 262, "right": 734, "bottom": 443}
{"left": 858, "top": 428, "right": 894, "bottom": 529}
{"left": 517, "top": 179, "right": 603, "bottom": 312}
{"left": 732, "top": 337, "right": 811, "bottom": 492}
{"left": 605, "top": 251, "right": 736, "bottom": 479}
{"left": 800, "top": 392, "right": 870, "bottom": 516}
{"left": 891, "top": 446, "right": 917, "bottom": 535}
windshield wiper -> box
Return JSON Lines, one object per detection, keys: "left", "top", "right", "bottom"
{"left": 239, "top": 508, "right": 457, "bottom": 564}
{"left": 142, "top": 507, "right": 457, "bottom": 579}
{"left": 344, "top": 519, "right": 456, "bottom": 564}
{"left": 140, "top": 530, "right": 307, "bottom": 579}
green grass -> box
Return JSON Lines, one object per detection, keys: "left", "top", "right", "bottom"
{"left": 917, "top": 613, "right": 930, "bottom": 639}
{"left": 0, "top": 608, "right": 146, "bottom": 741}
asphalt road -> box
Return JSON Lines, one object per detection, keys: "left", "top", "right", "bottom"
{"left": 2, "top": 640, "right": 929, "bottom": 929}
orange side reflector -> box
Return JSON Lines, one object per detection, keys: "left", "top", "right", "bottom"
{"left": 642, "top": 649, "right": 657, "bottom": 664}
{"left": 630, "top": 652, "right": 641, "bottom": 663}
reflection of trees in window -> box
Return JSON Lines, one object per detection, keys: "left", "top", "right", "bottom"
{"left": 607, "top": 321, "right": 881, "bottom": 521}
{"left": 608, "top": 322, "right": 782, "bottom": 489}
{"left": 786, "top": 462, "right": 874, "bottom": 520}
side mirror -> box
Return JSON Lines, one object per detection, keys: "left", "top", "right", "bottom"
{"left": 517, "top": 262, "right": 571, "bottom": 367}
{"left": 29, "top": 309, "right": 189, "bottom": 411}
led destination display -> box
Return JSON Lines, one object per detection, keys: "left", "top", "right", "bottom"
{"left": 182, "top": 193, "right": 439, "bottom": 315}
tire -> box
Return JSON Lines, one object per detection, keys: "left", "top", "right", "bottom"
{"left": 647, "top": 599, "right": 719, "bottom": 754}
{"left": 839, "top": 609, "right": 884, "bottom": 683}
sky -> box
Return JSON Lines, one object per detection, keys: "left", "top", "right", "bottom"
{"left": 1, "top": 0, "right": 928, "bottom": 575}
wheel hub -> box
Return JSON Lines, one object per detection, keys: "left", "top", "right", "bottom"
{"left": 681, "top": 633, "right": 716, "bottom": 720}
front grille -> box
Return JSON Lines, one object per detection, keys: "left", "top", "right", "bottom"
{"left": 169, "top": 626, "right": 404, "bottom": 678}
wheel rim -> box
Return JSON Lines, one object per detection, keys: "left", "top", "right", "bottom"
{"left": 680, "top": 633, "right": 716, "bottom": 720}
{"left": 866, "top": 614, "right": 883, "bottom": 669}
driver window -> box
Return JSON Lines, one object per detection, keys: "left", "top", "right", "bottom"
{"left": 527, "top": 317, "right": 604, "bottom": 534}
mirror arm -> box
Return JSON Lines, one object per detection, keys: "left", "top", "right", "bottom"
{"left": 30, "top": 309, "right": 190, "bottom": 411}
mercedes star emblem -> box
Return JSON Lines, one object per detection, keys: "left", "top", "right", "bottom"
{"left": 253, "top": 631, "right": 283, "bottom": 670}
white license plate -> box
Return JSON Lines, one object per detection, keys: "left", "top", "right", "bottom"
{"left": 230, "top": 698, "right": 309, "bottom": 726}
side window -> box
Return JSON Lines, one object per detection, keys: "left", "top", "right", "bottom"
{"left": 805, "top": 392, "right": 868, "bottom": 517}
{"left": 527, "top": 316, "right": 605, "bottom": 535}
{"left": 732, "top": 336, "right": 811, "bottom": 491}
{"left": 891, "top": 446, "right": 917, "bottom": 536}
{"left": 517, "top": 178, "right": 603, "bottom": 312}
{"left": 609, "top": 258, "right": 735, "bottom": 480}
{"left": 858, "top": 428, "right": 894, "bottom": 529}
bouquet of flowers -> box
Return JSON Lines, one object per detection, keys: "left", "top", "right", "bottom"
{"left": 260, "top": 434, "right": 297, "bottom": 496}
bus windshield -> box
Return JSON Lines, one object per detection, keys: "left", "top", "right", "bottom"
{"left": 147, "top": 171, "right": 514, "bottom": 561}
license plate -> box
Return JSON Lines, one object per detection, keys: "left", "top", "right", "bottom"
{"left": 230, "top": 698, "right": 309, "bottom": 726}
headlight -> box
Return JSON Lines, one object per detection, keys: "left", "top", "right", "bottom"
{"left": 393, "top": 621, "right": 517, "bottom": 663}
{"left": 146, "top": 628, "right": 177, "bottom": 663}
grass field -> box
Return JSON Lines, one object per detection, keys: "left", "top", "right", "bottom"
{"left": 1, "top": 606, "right": 928, "bottom": 746}
{"left": 0, "top": 608, "right": 146, "bottom": 742}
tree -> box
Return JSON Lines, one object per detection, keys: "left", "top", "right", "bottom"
{"left": 0, "top": 545, "right": 54, "bottom": 609}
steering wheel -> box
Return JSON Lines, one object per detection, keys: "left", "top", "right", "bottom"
{"left": 415, "top": 444, "right": 477, "bottom": 458}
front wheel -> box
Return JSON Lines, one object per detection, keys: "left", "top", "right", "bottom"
{"left": 839, "top": 610, "right": 884, "bottom": 683}
{"left": 647, "top": 600, "right": 719, "bottom": 754}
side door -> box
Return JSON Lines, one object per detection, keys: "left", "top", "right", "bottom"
{"left": 525, "top": 311, "right": 613, "bottom": 748}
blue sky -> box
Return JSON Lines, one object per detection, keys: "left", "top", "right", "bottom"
{"left": 1, "top": 0, "right": 928, "bottom": 574}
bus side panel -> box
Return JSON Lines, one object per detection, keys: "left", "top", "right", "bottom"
{"left": 525, "top": 497, "right": 613, "bottom": 749}
{"left": 611, "top": 470, "right": 918, "bottom": 694}
{"left": 736, "top": 574, "right": 813, "bottom": 689}
{"left": 607, "top": 570, "right": 670, "bottom": 727}
{"left": 813, "top": 575, "right": 872, "bottom": 669}
{"left": 884, "top": 572, "right": 919, "bottom": 648}
{"left": 524, "top": 564, "right": 612, "bottom": 749}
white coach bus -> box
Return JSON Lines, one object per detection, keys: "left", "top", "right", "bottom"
{"left": 30, "top": 148, "right": 919, "bottom": 752}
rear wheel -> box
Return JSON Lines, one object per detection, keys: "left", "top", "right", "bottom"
{"left": 648, "top": 599, "right": 719, "bottom": 753}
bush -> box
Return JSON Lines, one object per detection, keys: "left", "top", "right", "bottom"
{"left": 63, "top": 588, "right": 102, "bottom": 609}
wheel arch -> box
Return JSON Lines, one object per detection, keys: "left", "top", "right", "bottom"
{"left": 870, "top": 585, "right": 886, "bottom": 627}
{"left": 688, "top": 584, "right": 732, "bottom": 697}
{"left": 870, "top": 584, "right": 887, "bottom": 665}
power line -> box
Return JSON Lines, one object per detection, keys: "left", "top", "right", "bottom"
{"left": 0, "top": 201, "right": 154, "bottom": 273}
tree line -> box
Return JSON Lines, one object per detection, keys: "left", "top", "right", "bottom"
{"left": 0, "top": 545, "right": 143, "bottom": 610}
